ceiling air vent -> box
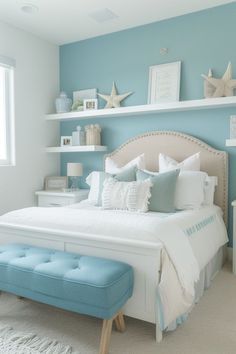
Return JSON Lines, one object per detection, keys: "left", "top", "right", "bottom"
{"left": 89, "top": 8, "right": 118, "bottom": 23}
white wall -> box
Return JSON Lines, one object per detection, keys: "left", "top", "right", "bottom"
{"left": 0, "top": 21, "right": 59, "bottom": 214}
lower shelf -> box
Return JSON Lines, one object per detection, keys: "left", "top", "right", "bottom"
{"left": 46, "top": 145, "right": 107, "bottom": 153}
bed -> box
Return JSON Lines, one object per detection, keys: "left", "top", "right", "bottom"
{"left": 0, "top": 131, "right": 229, "bottom": 342}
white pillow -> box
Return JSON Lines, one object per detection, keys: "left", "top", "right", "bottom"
{"left": 140, "top": 169, "right": 159, "bottom": 176}
{"left": 105, "top": 153, "right": 145, "bottom": 174}
{"left": 102, "top": 177, "right": 152, "bottom": 212}
{"left": 86, "top": 171, "right": 110, "bottom": 205}
{"left": 203, "top": 176, "right": 218, "bottom": 206}
{"left": 159, "top": 152, "right": 200, "bottom": 172}
{"left": 175, "top": 171, "right": 207, "bottom": 210}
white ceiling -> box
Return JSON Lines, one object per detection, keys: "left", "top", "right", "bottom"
{"left": 0, "top": 0, "right": 233, "bottom": 45}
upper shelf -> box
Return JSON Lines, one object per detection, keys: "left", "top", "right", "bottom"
{"left": 45, "top": 96, "right": 236, "bottom": 122}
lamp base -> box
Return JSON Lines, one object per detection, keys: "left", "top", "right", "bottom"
{"left": 68, "top": 176, "right": 80, "bottom": 191}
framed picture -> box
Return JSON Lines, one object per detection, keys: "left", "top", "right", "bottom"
{"left": 230, "top": 116, "right": 236, "bottom": 139}
{"left": 44, "top": 176, "right": 68, "bottom": 191}
{"left": 73, "top": 88, "right": 97, "bottom": 102}
{"left": 148, "top": 61, "right": 181, "bottom": 104}
{"left": 72, "top": 88, "right": 97, "bottom": 111}
{"left": 61, "top": 136, "right": 72, "bottom": 146}
{"left": 83, "top": 98, "right": 98, "bottom": 111}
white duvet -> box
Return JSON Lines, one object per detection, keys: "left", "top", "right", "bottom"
{"left": 0, "top": 202, "right": 228, "bottom": 329}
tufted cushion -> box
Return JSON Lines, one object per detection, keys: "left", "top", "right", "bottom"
{"left": 0, "top": 244, "right": 133, "bottom": 319}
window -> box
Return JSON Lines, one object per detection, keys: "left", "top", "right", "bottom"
{"left": 0, "top": 56, "right": 15, "bottom": 166}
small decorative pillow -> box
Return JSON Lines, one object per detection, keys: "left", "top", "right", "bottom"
{"left": 128, "top": 179, "right": 152, "bottom": 212}
{"left": 105, "top": 153, "right": 146, "bottom": 174}
{"left": 102, "top": 178, "right": 152, "bottom": 212}
{"left": 86, "top": 166, "right": 137, "bottom": 206}
{"left": 159, "top": 152, "right": 200, "bottom": 172}
{"left": 175, "top": 171, "right": 208, "bottom": 210}
{"left": 136, "top": 169, "right": 180, "bottom": 213}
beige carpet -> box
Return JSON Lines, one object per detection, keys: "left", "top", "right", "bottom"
{"left": 0, "top": 264, "right": 235, "bottom": 354}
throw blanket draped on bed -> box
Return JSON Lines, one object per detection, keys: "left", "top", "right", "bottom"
{"left": 0, "top": 204, "right": 228, "bottom": 328}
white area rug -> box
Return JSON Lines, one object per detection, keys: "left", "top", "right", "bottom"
{"left": 0, "top": 326, "right": 75, "bottom": 353}
{"left": 0, "top": 264, "right": 235, "bottom": 354}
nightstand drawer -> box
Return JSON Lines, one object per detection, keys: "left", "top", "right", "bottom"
{"left": 38, "top": 196, "right": 72, "bottom": 207}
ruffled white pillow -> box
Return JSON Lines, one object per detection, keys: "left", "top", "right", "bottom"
{"left": 105, "top": 153, "right": 146, "bottom": 174}
{"left": 102, "top": 177, "right": 152, "bottom": 212}
{"left": 159, "top": 152, "right": 200, "bottom": 172}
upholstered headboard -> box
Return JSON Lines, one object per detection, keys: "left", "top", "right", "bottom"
{"left": 105, "top": 131, "right": 228, "bottom": 224}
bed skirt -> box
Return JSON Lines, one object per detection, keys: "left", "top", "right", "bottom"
{"left": 161, "top": 246, "right": 225, "bottom": 332}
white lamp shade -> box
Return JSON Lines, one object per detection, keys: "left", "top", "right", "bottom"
{"left": 67, "top": 163, "right": 83, "bottom": 177}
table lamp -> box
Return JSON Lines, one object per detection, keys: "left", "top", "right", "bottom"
{"left": 67, "top": 163, "right": 83, "bottom": 191}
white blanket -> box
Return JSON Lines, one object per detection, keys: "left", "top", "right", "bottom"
{"left": 0, "top": 203, "right": 228, "bottom": 328}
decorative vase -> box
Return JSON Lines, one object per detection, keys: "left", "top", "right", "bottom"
{"left": 72, "top": 126, "right": 86, "bottom": 146}
{"left": 85, "top": 124, "right": 101, "bottom": 145}
{"left": 55, "top": 91, "right": 72, "bottom": 113}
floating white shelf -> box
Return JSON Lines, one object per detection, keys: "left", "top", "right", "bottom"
{"left": 225, "top": 139, "right": 236, "bottom": 147}
{"left": 45, "top": 96, "right": 236, "bottom": 122}
{"left": 46, "top": 145, "right": 107, "bottom": 153}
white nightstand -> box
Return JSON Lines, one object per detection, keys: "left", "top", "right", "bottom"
{"left": 35, "top": 190, "right": 89, "bottom": 207}
{"left": 232, "top": 200, "right": 236, "bottom": 274}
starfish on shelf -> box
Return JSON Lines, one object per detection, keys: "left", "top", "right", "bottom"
{"left": 98, "top": 82, "right": 133, "bottom": 108}
{"left": 202, "top": 62, "right": 236, "bottom": 97}
{"left": 203, "top": 69, "right": 216, "bottom": 98}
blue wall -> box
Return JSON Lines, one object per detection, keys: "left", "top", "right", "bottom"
{"left": 60, "top": 3, "right": 236, "bottom": 245}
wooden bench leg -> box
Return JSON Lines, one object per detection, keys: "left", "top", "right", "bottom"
{"left": 99, "top": 318, "right": 113, "bottom": 354}
{"left": 99, "top": 312, "right": 126, "bottom": 354}
{"left": 114, "top": 312, "right": 125, "bottom": 332}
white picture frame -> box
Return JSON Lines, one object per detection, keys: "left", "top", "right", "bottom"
{"left": 60, "top": 136, "right": 72, "bottom": 147}
{"left": 148, "top": 61, "right": 181, "bottom": 104}
{"left": 44, "top": 176, "right": 68, "bottom": 191}
{"left": 83, "top": 99, "right": 98, "bottom": 111}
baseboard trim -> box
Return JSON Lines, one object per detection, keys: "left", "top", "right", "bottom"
{"left": 227, "top": 247, "right": 232, "bottom": 262}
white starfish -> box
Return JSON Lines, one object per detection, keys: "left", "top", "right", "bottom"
{"left": 98, "top": 82, "right": 133, "bottom": 108}
{"left": 202, "top": 62, "right": 236, "bottom": 97}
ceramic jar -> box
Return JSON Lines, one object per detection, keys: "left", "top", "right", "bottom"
{"left": 85, "top": 124, "right": 101, "bottom": 145}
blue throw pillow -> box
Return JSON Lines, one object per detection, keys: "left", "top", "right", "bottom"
{"left": 114, "top": 165, "right": 137, "bottom": 182}
{"left": 96, "top": 166, "right": 137, "bottom": 205}
{"left": 136, "top": 169, "right": 180, "bottom": 212}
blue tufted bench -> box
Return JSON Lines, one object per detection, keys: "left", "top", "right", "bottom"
{"left": 0, "top": 244, "right": 134, "bottom": 354}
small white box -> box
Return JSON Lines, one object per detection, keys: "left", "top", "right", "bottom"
{"left": 230, "top": 116, "right": 236, "bottom": 139}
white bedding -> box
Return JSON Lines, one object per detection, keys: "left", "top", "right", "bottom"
{"left": 0, "top": 201, "right": 228, "bottom": 329}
